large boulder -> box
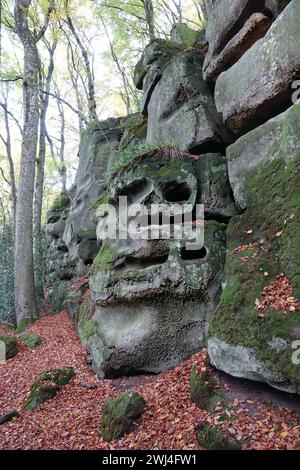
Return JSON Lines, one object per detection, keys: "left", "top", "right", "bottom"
{"left": 146, "top": 51, "right": 233, "bottom": 153}
{"left": 215, "top": 0, "right": 300, "bottom": 134}
{"left": 83, "top": 149, "right": 230, "bottom": 377}
{"left": 208, "top": 104, "right": 300, "bottom": 394}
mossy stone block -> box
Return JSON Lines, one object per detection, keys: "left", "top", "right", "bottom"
{"left": 101, "top": 391, "right": 146, "bottom": 441}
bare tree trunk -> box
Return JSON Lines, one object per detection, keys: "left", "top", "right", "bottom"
{"left": 14, "top": 0, "right": 53, "bottom": 324}
{"left": 141, "top": 0, "right": 155, "bottom": 39}
{"left": 33, "top": 39, "right": 56, "bottom": 302}
{"left": 64, "top": 0, "right": 97, "bottom": 121}
{"left": 55, "top": 91, "right": 67, "bottom": 192}
{"left": 0, "top": 95, "right": 17, "bottom": 235}
{"left": 99, "top": 12, "right": 132, "bottom": 114}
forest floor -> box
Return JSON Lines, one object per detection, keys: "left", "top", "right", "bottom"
{"left": 0, "top": 311, "right": 299, "bottom": 450}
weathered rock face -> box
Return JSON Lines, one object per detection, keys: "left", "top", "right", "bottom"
{"left": 203, "top": 0, "right": 269, "bottom": 82}
{"left": 82, "top": 149, "right": 232, "bottom": 377}
{"left": 227, "top": 102, "right": 300, "bottom": 211}
{"left": 208, "top": 103, "right": 300, "bottom": 394}
{"left": 215, "top": 0, "right": 300, "bottom": 134}
{"left": 63, "top": 119, "right": 123, "bottom": 274}
{"left": 146, "top": 50, "right": 232, "bottom": 153}
{"left": 203, "top": 12, "right": 272, "bottom": 83}
{"left": 203, "top": 0, "right": 292, "bottom": 82}
{"left": 45, "top": 193, "right": 75, "bottom": 282}
{"left": 48, "top": 1, "right": 300, "bottom": 396}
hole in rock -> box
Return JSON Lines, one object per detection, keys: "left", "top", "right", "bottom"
{"left": 116, "top": 252, "right": 169, "bottom": 273}
{"left": 116, "top": 178, "right": 149, "bottom": 198}
{"left": 164, "top": 182, "right": 191, "bottom": 203}
{"left": 181, "top": 246, "right": 207, "bottom": 261}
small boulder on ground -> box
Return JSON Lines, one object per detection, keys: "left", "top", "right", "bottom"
{"left": 24, "top": 367, "right": 75, "bottom": 411}
{"left": 190, "top": 367, "right": 220, "bottom": 410}
{"left": 196, "top": 422, "right": 242, "bottom": 450}
{"left": 0, "top": 334, "right": 17, "bottom": 359}
{"left": 101, "top": 391, "right": 146, "bottom": 441}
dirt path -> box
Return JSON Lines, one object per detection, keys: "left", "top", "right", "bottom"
{"left": 0, "top": 311, "right": 299, "bottom": 450}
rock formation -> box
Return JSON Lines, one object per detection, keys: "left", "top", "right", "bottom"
{"left": 46, "top": 0, "right": 300, "bottom": 393}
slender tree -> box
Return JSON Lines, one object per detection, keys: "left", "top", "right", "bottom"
{"left": 34, "top": 37, "right": 57, "bottom": 301}
{"left": 64, "top": 0, "right": 97, "bottom": 121}
{"left": 0, "top": 90, "right": 18, "bottom": 234}
{"left": 14, "top": 0, "right": 54, "bottom": 324}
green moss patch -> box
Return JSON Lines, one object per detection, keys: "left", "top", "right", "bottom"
{"left": 90, "top": 244, "right": 118, "bottom": 274}
{"left": 16, "top": 318, "right": 32, "bottom": 334}
{"left": 20, "top": 332, "right": 41, "bottom": 349}
{"left": 101, "top": 391, "right": 146, "bottom": 441}
{"left": 24, "top": 368, "right": 75, "bottom": 411}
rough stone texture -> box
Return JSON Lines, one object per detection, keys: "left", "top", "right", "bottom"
{"left": 195, "top": 153, "right": 237, "bottom": 220}
{"left": 215, "top": 0, "right": 300, "bottom": 134}
{"left": 45, "top": 192, "right": 75, "bottom": 283}
{"left": 227, "top": 102, "right": 300, "bottom": 210}
{"left": 84, "top": 150, "right": 229, "bottom": 377}
{"left": 133, "top": 39, "right": 188, "bottom": 92}
{"left": 204, "top": 0, "right": 265, "bottom": 77}
{"left": 146, "top": 51, "right": 233, "bottom": 153}
{"left": 63, "top": 119, "right": 122, "bottom": 274}
{"left": 208, "top": 338, "right": 291, "bottom": 389}
{"left": 208, "top": 106, "right": 300, "bottom": 393}
{"left": 101, "top": 391, "right": 146, "bottom": 441}
{"left": 203, "top": 13, "right": 272, "bottom": 82}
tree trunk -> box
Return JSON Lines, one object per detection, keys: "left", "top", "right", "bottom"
{"left": 33, "top": 40, "right": 56, "bottom": 302}
{"left": 143, "top": 0, "right": 155, "bottom": 39}
{"left": 14, "top": 0, "right": 53, "bottom": 324}
{"left": 0, "top": 97, "right": 17, "bottom": 235}
{"left": 64, "top": 0, "right": 97, "bottom": 121}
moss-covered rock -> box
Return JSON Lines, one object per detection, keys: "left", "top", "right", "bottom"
{"left": 101, "top": 391, "right": 146, "bottom": 441}
{"left": 24, "top": 368, "right": 75, "bottom": 411}
{"left": 196, "top": 422, "right": 241, "bottom": 450}
{"left": 170, "top": 23, "right": 199, "bottom": 45}
{"left": 190, "top": 368, "right": 220, "bottom": 410}
{"left": 0, "top": 334, "right": 17, "bottom": 359}
{"left": 208, "top": 110, "right": 300, "bottom": 393}
{"left": 20, "top": 332, "right": 41, "bottom": 349}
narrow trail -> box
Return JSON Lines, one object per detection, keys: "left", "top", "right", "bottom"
{"left": 0, "top": 311, "right": 299, "bottom": 450}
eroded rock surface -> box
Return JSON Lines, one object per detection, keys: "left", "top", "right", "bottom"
{"left": 82, "top": 149, "right": 233, "bottom": 377}
{"left": 146, "top": 50, "right": 232, "bottom": 152}
{"left": 215, "top": 0, "right": 300, "bottom": 134}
